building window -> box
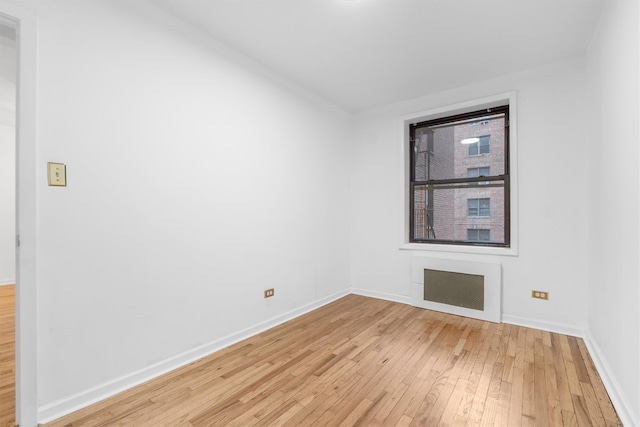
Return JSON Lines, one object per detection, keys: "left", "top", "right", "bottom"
{"left": 468, "top": 198, "right": 490, "bottom": 217}
{"left": 468, "top": 135, "right": 490, "bottom": 156}
{"left": 468, "top": 167, "right": 490, "bottom": 185}
{"left": 409, "top": 105, "right": 509, "bottom": 247}
{"left": 468, "top": 229, "right": 490, "bottom": 241}
{"left": 467, "top": 167, "right": 490, "bottom": 178}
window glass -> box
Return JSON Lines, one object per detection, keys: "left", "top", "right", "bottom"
{"left": 468, "top": 198, "right": 490, "bottom": 217}
{"left": 467, "top": 167, "right": 490, "bottom": 178}
{"left": 410, "top": 105, "right": 509, "bottom": 246}
{"left": 468, "top": 229, "right": 490, "bottom": 241}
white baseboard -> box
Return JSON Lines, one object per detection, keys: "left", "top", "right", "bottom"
{"left": 351, "top": 290, "right": 585, "bottom": 338}
{"left": 38, "top": 288, "right": 350, "bottom": 424}
{"left": 0, "top": 278, "right": 15, "bottom": 286}
{"left": 582, "top": 332, "right": 639, "bottom": 427}
{"left": 501, "top": 314, "right": 584, "bottom": 338}
{"left": 350, "top": 287, "right": 412, "bottom": 305}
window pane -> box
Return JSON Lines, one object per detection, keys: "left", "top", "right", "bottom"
{"left": 479, "top": 198, "right": 490, "bottom": 216}
{"left": 413, "top": 181, "right": 505, "bottom": 244}
{"left": 467, "top": 199, "right": 479, "bottom": 216}
{"left": 467, "top": 229, "right": 490, "bottom": 241}
{"left": 468, "top": 167, "right": 491, "bottom": 185}
{"left": 467, "top": 198, "right": 490, "bottom": 216}
{"left": 479, "top": 136, "right": 490, "bottom": 154}
{"left": 412, "top": 114, "right": 505, "bottom": 181}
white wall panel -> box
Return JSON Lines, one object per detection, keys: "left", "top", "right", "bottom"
{"left": 585, "top": 1, "right": 640, "bottom": 424}
{"left": 19, "top": 0, "right": 351, "bottom": 417}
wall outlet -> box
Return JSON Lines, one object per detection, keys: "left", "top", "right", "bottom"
{"left": 531, "top": 290, "right": 549, "bottom": 300}
{"left": 264, "top": 288, "right": 275, "bottom": 298}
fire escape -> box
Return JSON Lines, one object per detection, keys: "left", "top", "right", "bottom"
{"left": 413, "top": 131, "right": 436, "bottom": 239}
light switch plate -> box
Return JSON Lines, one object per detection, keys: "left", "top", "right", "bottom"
{"left": 47, "top": 162, "right": 67, "bottom": 186}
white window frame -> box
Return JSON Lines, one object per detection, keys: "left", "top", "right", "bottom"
{"left": 399, "top": 92, "right": 519, "bottom": 256}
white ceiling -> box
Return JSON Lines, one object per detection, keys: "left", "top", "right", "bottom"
{"left": 146, "top": 0, "right": 605, "bottom": 113}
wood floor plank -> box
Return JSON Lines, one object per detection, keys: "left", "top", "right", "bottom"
{"left": 581, "top": 381, "right": 606, "bottom": 427}
{"left": 562, "top": 409, "right": 579, "bottom": 427}
{"left": 464, "top": 360, "right": 493, "bottom": 426}
{"left": 371, "top": 382, "right": 409, "bottom": 425}
{"left": 439, "top": 377, "right": 467, "bottom": 427}
{"left": 543, "top": 337, "right": 563, "bottom": 427}
{"left": 29, "top": 294, "right": 622, "bottom": 427}
{"left": 533, "top": 337, "right": 551, "bottom": 427}
{"left": 576, "top": 337, "right": 621, "bottom": 425}
{"left": 483, "top": 360, "right": 505, "bottom": 424}
{"left": 551, "top": 333, "right": 575, "bottom": 415}
{"left": 0, "top": 285, "right": 15, "bottom": 427}
{"left": 281, "top": 394, "right": 329, "bottom": 426}
{"left": 495, "top": 366, "right": 512, "bottom": 426}
{"left": 561, "top": 334, "right": 584, "bottom": 397}
{"left": 381, "top": 377, "right": 425, "bottom": 426}
{"left": 568, "top": 336, "right": 591, "bottom": 384}
{"left": 572, "top": 393, "right": 592, "bottom": 427}
{"left": 507, "top": 366, "right": 524, "bottom": 427}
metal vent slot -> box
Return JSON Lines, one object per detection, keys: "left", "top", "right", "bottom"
{"left": 423, "top": 269, "right": 484, "bottom": 311}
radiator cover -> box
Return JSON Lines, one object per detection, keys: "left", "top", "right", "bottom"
{"left": 411, "top": 256, "right": 501, "bottom": 323}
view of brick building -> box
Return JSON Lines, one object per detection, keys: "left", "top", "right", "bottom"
{"left": 412, "top": 112, "right": 507, "bottom": 244}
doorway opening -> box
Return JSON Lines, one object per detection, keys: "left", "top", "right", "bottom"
{"left": 0, "top": 16, "right": 16, "bottom": 427}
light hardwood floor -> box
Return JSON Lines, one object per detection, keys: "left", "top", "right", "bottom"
{"left": 0, "top": 285, "right": 16, "bottom": 427}
{"left": 11, "top": 293, "right": 622, "bottom": 426}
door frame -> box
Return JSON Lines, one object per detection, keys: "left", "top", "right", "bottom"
{"left": 0, "top": 2, "right": 37, "bottom": 426}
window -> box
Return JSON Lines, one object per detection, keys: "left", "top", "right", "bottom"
{"left": 468, "top": 198, "right": 490, "bottom": 217}
{"left": 468, "top": 167, "right": 490, "bottom": 185}
{"left": 409, "top": 105, "right": 509, "bottom": 247}
{"left": 467, "top": 167, "right": 490, "bottom": 178}
{"left": 468, "top": 135, "right": 490, "bottom": 156}
{"left": 467, "top": 229, "right": 490, "bottom": 241}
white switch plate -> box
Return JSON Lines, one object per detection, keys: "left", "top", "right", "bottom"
{"left": 47, "top": 162, "right": 66, "bottom": 186}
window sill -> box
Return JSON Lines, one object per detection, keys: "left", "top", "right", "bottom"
{"left": 399, "top": 242, "right": 518, "bottom": 257}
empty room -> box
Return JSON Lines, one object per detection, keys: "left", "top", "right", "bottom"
{"left": 1, "top": 0, "right": 639, "bottom": 426}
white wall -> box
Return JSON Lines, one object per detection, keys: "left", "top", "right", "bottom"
{"left": 350, "top": 57, "right": 590, "bottom": 334}
{"left": 21, "top": 0, "right": 351, "bottom": 416}
{"left": 0, "top": 123, "right": 15, "bottom": 285}
{"left": 585, "top": 0, "right": 640, "bottom": 425}
{"left": 0, "top": 39, "right": 16, "bottom": 285}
